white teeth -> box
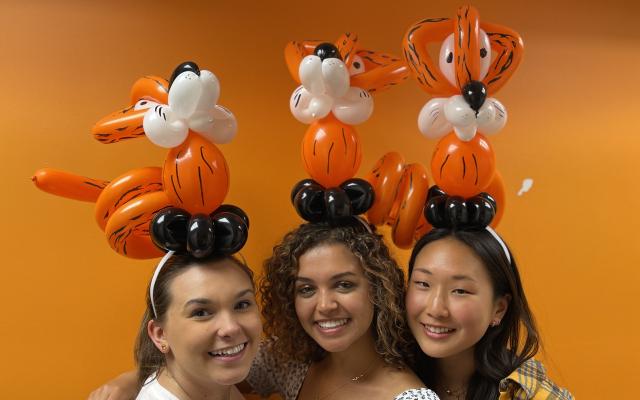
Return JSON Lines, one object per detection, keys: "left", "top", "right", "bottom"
{"left": 210, "top": 343, "right": 245, "bottom": 356}
{"left": 317, "top": 319, "right": 348, "bottom": 329}
{"left": 426, "top": 325, "right": 454, "bottom": 334}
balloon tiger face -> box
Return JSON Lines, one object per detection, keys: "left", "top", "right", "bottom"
{"left": 286, "top": 32, "right": 409, "bottom": 125}
{"left": 403, "top": 5, "right": 523, "bottom": 141}
{"left": 286, "top": 33, "right": 408, "bottom": 189}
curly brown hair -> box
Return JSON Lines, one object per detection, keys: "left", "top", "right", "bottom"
{"left": 260, "top": 219, "right": 412, "bottom": 369}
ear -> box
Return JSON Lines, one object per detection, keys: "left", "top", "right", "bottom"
{"left": 147, "top": 319, "right": 168, "bottom": 353}
{"left": 492, "top": 293, "right": 511, "bottom": 323}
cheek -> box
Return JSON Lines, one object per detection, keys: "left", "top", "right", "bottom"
{"left": 243, "top": 312, "right": 263, "bottom": 337}
{"left": 294, "top": 297, "right": 309, "bottom": 321}
{"left": 450, "top": 300, "right": 490, "bottom": 328}
{"left": 405, "top": 288, "right": 424, "bottom": 320}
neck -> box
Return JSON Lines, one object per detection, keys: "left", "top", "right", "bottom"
{"left": 322, "top": 331, "right": 382, "bottom": 378}
{"left": 157, "top": 366, "right": 232, "bottom": 400}
{"left": 434, "top": 347, "right": 475, "bottom": 395}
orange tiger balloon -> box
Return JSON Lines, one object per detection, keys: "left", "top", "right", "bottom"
{"left": 301, "top": 115, "right": 362, "bottom": 188}
{"left": 401, "top": 5, "right": 522, "bottom": 224}
{"left": 366, "top": 152, "right": 431, "bottom": 249}
{"left": 431, "top": 132, "right": 495, "bottom": 198}
{"left": 34, "top": 71, "right": 232, "bottom": 259}
{"left": 286, "top": 33, "right": 408, "bottom": 188}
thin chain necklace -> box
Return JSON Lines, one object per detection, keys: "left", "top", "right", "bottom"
{"left": 315, "top": 360, "right": 379, "bottom": 400}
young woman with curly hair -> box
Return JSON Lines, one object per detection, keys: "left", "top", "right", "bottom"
{"left": 246, "top": 219, "right": 438, "bottom": 400}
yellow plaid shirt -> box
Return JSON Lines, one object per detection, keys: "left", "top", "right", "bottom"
{"left": 499, "top": 359, "right": 573, "bottom": 399}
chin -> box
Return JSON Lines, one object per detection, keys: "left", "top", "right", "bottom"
{"left": 210, "top": 368, "right": 251, "bottom": 386}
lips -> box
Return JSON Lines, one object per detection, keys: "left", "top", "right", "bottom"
{"left": 421, "top": 323, "right": 456, "bottom": 339}
{"left": 314, "top": 318, "right": 350, "bottom": 335}
{"left": 207, "top": 342, "right": 247, "bottom": 359}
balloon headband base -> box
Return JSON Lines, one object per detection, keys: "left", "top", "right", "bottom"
{"left": 150, "top": 204, "right": 249, "bottom": 259}
{"left": 290, "top": 178, "right": 374, "bottom": 225}
{"left": 424, "top": 185, "right": 496, "bottom": 229}
{"left": 423, "top": 185, "right": 511, "bottom": 263}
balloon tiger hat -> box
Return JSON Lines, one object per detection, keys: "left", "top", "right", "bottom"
{"left": 33, "top": 62, "right": 249, "bottom": 259}
{"left": 366, "top": 5, "right": 523, "bottom": 248}
{"left": 286, "top": 33, "right": 409, "bottom": 224}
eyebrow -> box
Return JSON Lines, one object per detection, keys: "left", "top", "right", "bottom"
{"left": 296, "top": 271, "right": 357, "bottom": 283}
{"left": 183, "top": 288, "right": 254, "bottom": 308}
{"left": 412, "top": 268, "right": 476, "bottom": 282}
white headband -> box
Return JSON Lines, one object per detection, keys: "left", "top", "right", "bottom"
{"left": 485, "top": 226, "right": 511, "bottom": 264}
{"left": 150, "top": 250, "right": 175, "bottom": 319}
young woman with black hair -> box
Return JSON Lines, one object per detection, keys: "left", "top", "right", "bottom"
{"left": 406, "top": 228, "right": 573, "bottom": 400}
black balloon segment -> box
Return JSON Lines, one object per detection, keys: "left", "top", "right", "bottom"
{"left": 150, "top": 204, "right": 249, "bottom": 258}
{"left": 314, "top": 43, "right": 342, "bottom": 61}
{"left": 169, "top": 61, "right": 201, "bottom": 89}
{"left": 291, "top": 178, "right": 374, "bottom": 224}
{"left": 461, "top": 80, "right": 487, "bottom": 113}
{"left": 424, "top": 185, "right": 496, "bottom": 229}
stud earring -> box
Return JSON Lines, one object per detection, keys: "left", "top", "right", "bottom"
{"left": 160, "top": 343, "right": 168, "bottom": 352}
{"left": 491, "top": 320, "right": 500, "bottom": 327}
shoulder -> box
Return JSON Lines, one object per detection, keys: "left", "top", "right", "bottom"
{"left": 393, "top": 388, "right": 440, "bottom": 400}
{"left": 136, "top": 376, "right": 179, "bottom": 400}
{"left": 499, "top": 359, "right": 574, "bottom": 400}
{"left": 376, "top": 367, "right": 439, "bottom": 400}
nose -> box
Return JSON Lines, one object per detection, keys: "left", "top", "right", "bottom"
{"left": 169, "top": 61, "right": 200, "bottom": 89}
{"left": 426, "top": 290, "right": 450, "bottom": 319}
{"left": 317, "top": 289, "right": 339, "bottom": 314}
{"left": 461, "top": 80, "right": 487, "bottom": 114}
{"left": 217, "top": 311, "right": 242, "bottom": 338}
{"left": 314, "top": 43, "right": 342, "bottom": 61}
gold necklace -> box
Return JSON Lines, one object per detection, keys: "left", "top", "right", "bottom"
{"left": 315, "top": 361, "right": 378, "bottom": 400}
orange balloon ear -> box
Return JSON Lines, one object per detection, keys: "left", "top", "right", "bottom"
{"left": 92, "top": 76, "right": 169, "bottom": 144}
{"left": 403, "top": 17, "right": 458, "bottom": 96}
{"left": 163, "top": 133, "right": 230, "bottom": 214}
{"left": 129, "top": 76, "right": 168, "bottom": 105}
{"left": 301, "top": 115, "right": 362, "bottom": 188}
{"left": 284, "top": 40, "right": 323, "bottom": 84}
{"left": 336, "top": 32, "right": 359, "bottom": 67}
{"left": 349, "top": 50, "right": 409, "bottom": 94}
{"left": 431, "top": 132, "right": 495, "bottom": 198}
{"left": 484, "top": 170, "right": 505, "bottom": 227}
{"left": 481, "top": 22, "right": 524, "bottom": 95}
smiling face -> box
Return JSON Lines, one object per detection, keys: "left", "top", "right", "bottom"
{"left": 294, "top": 243, "right": 374, "bottom": 353}
{"left": 406, "top": 237, "right": 508, "bottom": 360}
{"left": 150, "top": 259, "right": 261, "bottom": 388}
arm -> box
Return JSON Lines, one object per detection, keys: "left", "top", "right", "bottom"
{"left": 87, "top": 370, "right": 138, "bottom": 400}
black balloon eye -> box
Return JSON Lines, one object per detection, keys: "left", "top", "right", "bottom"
{"left": 314, "top": 43, "right": 341, "bottom": 61}
{"left": 353, "top": 61, "right": 361, "bottom": 69}
{"left": 446, "top": 52, "right": 453, "bottom": 63}
{"left": 480, "top": 48, "right": 488, "bottom": 58}
{"left": 169, "top": 61, "right": 200, "bottom": 88}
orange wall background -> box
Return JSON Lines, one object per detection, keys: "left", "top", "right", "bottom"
{"left": 1, "top": 1, "right": 638, "bottom": 398}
